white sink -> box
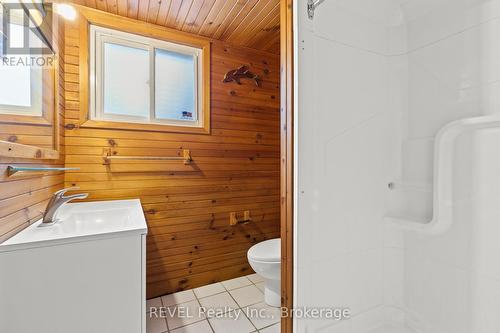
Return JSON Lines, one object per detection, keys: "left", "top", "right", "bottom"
{"left": 0, "top": 199, "right": 148, "bottom": 333}
{"left": 0, "top": 199, "right": 147, "bottom": 252}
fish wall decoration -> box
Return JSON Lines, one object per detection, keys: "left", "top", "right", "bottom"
{"left": 223, "top": 65, "right": 261, "bottom": 87}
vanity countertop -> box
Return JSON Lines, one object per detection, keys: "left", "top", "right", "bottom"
{"left": 0, "top": 199, "right": 147, "bottom": 252}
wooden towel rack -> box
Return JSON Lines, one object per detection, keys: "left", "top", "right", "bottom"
{"left": 102, "top": 148, "right": 192, "bottom": 165}
{"left": 230, "top": 211, "right": 252, "bottom": 226}
{"left": 6, "top": 166, "right": 80, "bottom": 177}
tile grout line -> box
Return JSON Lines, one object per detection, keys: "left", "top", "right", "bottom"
{"left": 249, "top": 277, "right": 280, "bottom": 333}
{"left": 160, "top": 296, "right": 170, "bottom": 333}
{"left": 199, "top": 287, "right": 245, "bottom": 333}
{"left": 224, "top": 282, "right": 260, "bottom": 333}
{"left": 206, "top": 275, "right": 266, "bottom": 332}
{"left": 259, "top": 322, "right": 280, "bottom": 332}
{"left": 236, "top": 275, "right": 269, "bottom": 332}
{"left": 195, "top": 276, "right": 262, "bottom": 302}
{"left": 246, "top": 275, "right": 280, "bottom": 332}
{"left": 155, "top": 275, "right": 266, "bottom": 333}
{"left": 193, "top": 286, "right": 216, "bottom": 333}
{"left": 165, "top": 291, "right": 209, "bottom": 332}
{"left": 247, "top": 275, "right": 265, "bottom": 295}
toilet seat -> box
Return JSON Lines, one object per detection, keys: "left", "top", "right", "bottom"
{"left": 248, "top": 238, "right": 280, "bottom": 263}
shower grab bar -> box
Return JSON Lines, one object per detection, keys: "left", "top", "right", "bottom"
{"left": 384, "top": 115, "right": 500, "bottom": 235}
{"left": 307, "top": 0, "right": 326, "bottom": 20}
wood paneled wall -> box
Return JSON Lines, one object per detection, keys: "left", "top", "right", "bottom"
{"left": 0, "top": 24, "right": 66, "bottom": 242}
{"left": 63, "top": 21, "right": 280, "bottom": 298}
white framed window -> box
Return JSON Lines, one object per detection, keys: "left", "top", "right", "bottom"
{"left": 0, "top": 9, "right": 43, "bottom": 117}
{"left": 89, "top": 25, "right": 204, "bottom": 129}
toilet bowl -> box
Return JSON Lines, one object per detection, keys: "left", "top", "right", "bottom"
{"left": 247, "top": 238, "right": 281, "bottom": 307}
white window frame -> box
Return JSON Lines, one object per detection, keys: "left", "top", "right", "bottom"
{"left": 89, "top": 25, "right": 204, "bottom": 129}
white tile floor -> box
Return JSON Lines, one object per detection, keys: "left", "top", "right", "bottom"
{"left": 146, "top": 274, "right": 280, "bottom": 333}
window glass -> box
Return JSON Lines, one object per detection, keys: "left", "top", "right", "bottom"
{"left": 103, "top": 42, "right": 149, "bottom": 118}
{"left": 154, "top": 49, "right": 196, "bottom": 121}
{"left": 0, "top": 24, "right": 42, "bottom": 115}
{"left": 91, "top": 25, "right": 205, "bottom": 130}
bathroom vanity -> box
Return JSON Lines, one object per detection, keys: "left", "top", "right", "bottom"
{"left": 0, "top": 199, "right": 148, "bottom": 333}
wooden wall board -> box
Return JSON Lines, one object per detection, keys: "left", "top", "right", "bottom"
{"left": 0, "top": 21, "right": 66, "bottom": 243}
{"left": 63, "top": 17, "right": 280, "bottom": 298}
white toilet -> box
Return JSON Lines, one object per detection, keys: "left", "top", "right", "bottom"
{"left": 247, "top": 238, "right": 281, "bottom": 307}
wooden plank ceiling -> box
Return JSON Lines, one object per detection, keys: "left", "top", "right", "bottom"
{"left": 71, "top": 0, "right": 280, "bottom": 53}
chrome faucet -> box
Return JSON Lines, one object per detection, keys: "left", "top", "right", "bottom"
{"left": 41, "top": 187, "right": 89, "bottom": 225}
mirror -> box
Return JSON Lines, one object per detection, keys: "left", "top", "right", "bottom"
{"left": 0, "top": 2, "right": 62, "bottom": 159}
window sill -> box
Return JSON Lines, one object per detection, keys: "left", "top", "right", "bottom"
{"left": 0, "top": 140, "right": 59, "bottom": 159}
{"left": 79, "top": 119, "right": 210, "bottom": 135}
{"left": 0, "top": 113, "right": 52, "bottom": 126}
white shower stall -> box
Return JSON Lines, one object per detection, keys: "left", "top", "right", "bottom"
{"left": 295, "top": 0, "right": 500, "bottom": 332}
